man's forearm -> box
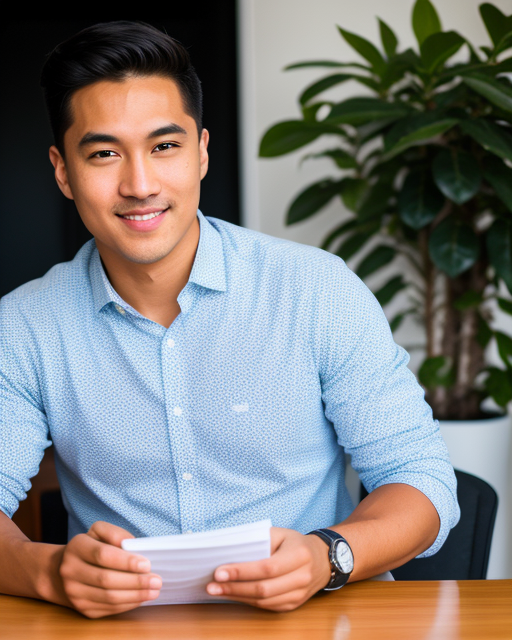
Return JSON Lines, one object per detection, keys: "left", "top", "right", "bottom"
{"left": 0, "top": 512, "right": 68, "bottom": 604}
{"left": 332, "top": 482, "right": 440, "bottom": 582}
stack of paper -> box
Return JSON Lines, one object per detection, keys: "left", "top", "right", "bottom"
{"left": 121, "top": 519, "right": 272, "bottom": 605}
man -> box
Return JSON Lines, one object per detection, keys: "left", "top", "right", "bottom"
{"left": 0, "top": 21, "right": 459, "bottom": 618}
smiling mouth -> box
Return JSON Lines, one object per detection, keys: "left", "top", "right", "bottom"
{"left": 116, "top": 208, "right": 168, "bottom": 221}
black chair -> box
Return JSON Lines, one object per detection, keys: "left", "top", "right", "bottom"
{"left": 360, "top": 469, "right": 498, "bottom": 580}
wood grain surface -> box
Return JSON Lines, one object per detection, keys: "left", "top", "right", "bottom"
{"left": 1, "top": 580, "right": 510, "bottom": 640}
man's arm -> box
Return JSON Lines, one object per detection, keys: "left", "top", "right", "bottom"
{"left": 205, "top": 483, "right": 439, "bottom": 610}
{"left": 0, "top": 512, "right": 162, "bottom": 618}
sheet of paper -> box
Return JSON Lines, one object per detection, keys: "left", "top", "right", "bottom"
{"left": 122, "top": 519, "right": 272, "bottom": 605}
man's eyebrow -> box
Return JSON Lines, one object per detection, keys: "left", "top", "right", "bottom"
{"left": 78, "top": 124, "right": 187, "bottom": 148}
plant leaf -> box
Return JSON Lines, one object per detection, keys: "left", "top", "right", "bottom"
{"left": 320, "top": 219, "right": 359, "bottom": 251}
{"left": 479, "top": 3, "right": 512, "bottom": 48}
{"left": 382, "top": 117, "right": 459, "bottom": 160}
{"left": 453, "top": 290, "right": 484, "bottom": 310}
{"left": 335, "top": 230, "right": 374, "bottom": 261}
{"left": 428, "top": 216, "right": 480, "bottom": 277}
{"left": 412, "top": 0, "right": 442, "bottom": 47}
{"left": 498, "top": 297, "right": 512, "bottom": 315}
{"left": 356, "top": 245, "right": 396, "bottom": 280}
{"left": 357, "top": 181, "right": 395, "bottom": 221}
{"left": 326, "top": 97, "right": 410, "bottom": 126}
{"left": 460, "top": 119, "right": 512, "bottom": 162}
{"left": 259, "top": 120, "right": 344, "bottom": 157}
{"left": 483, "top": 155, "right": 512, "bottom": 212}
{"left": 418, "top": 355, "right": 455, "bottom": 389}
{"left": 496, "top": 331, "right": 512, "bottom": 368}
{"left": 462, "top": 73, "right": 512, "bottom": 113}
{"left": 285, "top": 179, "right": 342, "bottom": 225}
{"left": 483, "top": 366, "right": 512, "bottom": 406}
{"left": 420, "top": 31, "right": 466, "bottom": 73}
{"left": 301, "top": 148, "right": 358, "bottom": 170}
{"left": 299, "top": 74, "right": 353, "bottom": 106}
{"left": 398, "top": 169, "right": 445, "bottom": 229}
{"left": 337, "top": 26, "right": 387, "bottom": 76}
{"left": 284, "top": 60, "right": 371, "bottom": 71}
{"left": 378, "top": 18, "right": 398, "bottom": 57}
{"left": 477, "top": 313, "right": 493, "bottom": 348}
{"left": 432, "top": 148, "right": 481, "bottom": 204}
{"left": 373, "top": 275, "right": 407, "bottom": 306}
{"left": 339, "top": 177, "right": 369, "bottom": 212}
{"left": 486, "top": 218, "right": 512, "bottom": 292}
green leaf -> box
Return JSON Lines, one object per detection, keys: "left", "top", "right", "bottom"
{"left": 378, "top": 18, "right": 398, "bottom": 57}
{"left": 498, "top": 297, "right": 512, "bottom": 315}
{"left": 335, "top": 231, "right": 374, "bottom": 261}
{"left": 259, "top": 120, "right": 344, "bottom": 157}
{"left": 286, "top": 179, "right": 342, "bottom": 225}
{"left": 299, "top": 74, "right": 352, "bottom": 106}
{"left": 460, "top": 119, "right": 512, "bottom": 162}
{"left": 373, "top": 275, "right": 407, "bottom": 306}
{"left": 483, "top": 156, "right": 512, "bottom": 212}
{"left": 356, "top": 245, "right": 396, "bottom": 280}
{"left": 412, "top": 0, "right": 442, "bottom": 47}
{"left": 432, "top": 148, "right": 481, "bottom": 204}
{"left": 487, "top": 219, "right": 512, "bottom": 292}
{"left": 418, "top": 356, "right": 455, "bottom": 389}
{"left": 389, "top": 309, "right": 414, "bottom": 332}
{"left": 285, "top": 60, "right": 370, "bottom": 71}
{"left": 382, "top": 117, "right": 459, "bottom": 160}
{"left": 326, "top": 97, "right": 410, "bottom": 126}
{"left": 301, "top": 148, "right": 358, "bottom": 170}
{"left": 477, "top": 313, "right": 493, "bottom": 348}
{"left": 462, "top": 73, "right": 512, "bottom": 113}
{"left": 453, "top": 290, "right": 484, "bottom": 310}
{"left": 428, "top": 216, "right": 480, "bottom": 277}
{"left": 337, "top": 26, "right": 387, "bottom": 76}
{"left": 484, "top": 366, "right": 512, "bottom": 406}
{"left": 496, "top": 331, "right": 512, "bottom": 367}
{"left": 420, "top": 31, "right": 466, "bottom": 73}
{"left": 339, "top": 177, "right": 369, "bottom": 212}
{"left": 398, "top": 170, "right": 445, "bottom": 229}
{"left": 357, "top": 181, "right": 395, "bottom": 221}
{"left": 479, "top": 3, "right": 512, "bottom": 48}
{"left": 320, "top": 219, "right": 359, "bottom": 251}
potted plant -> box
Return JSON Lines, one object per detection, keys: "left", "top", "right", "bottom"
{"left": 259, "top": 0, "right": 512, "bottom": 577}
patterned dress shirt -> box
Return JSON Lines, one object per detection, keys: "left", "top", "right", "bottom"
{"left": 0, "top": 210, "right": 459, "bottom": 555}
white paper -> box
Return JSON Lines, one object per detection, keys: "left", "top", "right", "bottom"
{"left": 121, "top": 519, "right": 272, "bottom": 605}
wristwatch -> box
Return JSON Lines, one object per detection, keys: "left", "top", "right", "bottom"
{"left": 307, "top": 528, "right": 354, "bottom": 590}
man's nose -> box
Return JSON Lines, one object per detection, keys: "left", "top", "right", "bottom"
{"left": 119, "top": 156, "right": 161, "bottom": 200}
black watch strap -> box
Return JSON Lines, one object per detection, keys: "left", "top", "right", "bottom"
{"left": 307, "top": 528, "right": 353, "bottom": 590}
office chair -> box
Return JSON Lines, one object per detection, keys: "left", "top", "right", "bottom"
{"left": 360, "top": 469, "right": 498, "bottom": 580}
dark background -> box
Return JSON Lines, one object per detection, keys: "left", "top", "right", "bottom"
{"left": 0, "top": 3, "right": 240, "bottom": 298}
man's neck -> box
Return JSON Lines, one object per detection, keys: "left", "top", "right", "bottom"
{"left": 96, "top": 217, "right": 200, "bottom": 329}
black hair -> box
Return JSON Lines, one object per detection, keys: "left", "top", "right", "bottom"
{"left": 40, "top": 21, "right": 203, "bottom": 155}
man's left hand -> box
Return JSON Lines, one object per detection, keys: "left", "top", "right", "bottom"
{"left": 206, "top": 527, "right": 331, "bottom": 611}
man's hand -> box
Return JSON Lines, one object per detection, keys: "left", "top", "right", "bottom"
{"left": 57, "top": 521, "right": 162, "bottom": 618}
{"left": 206, "top": 527, "right": 331, "bottom": 611}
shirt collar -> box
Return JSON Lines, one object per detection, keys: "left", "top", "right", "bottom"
{"left": 89, "top": 209, "right": 227, "bottom": 315}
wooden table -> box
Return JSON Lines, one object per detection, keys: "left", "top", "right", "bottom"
{"left": 0, "top": 580, "right": 510, "bottom": 640}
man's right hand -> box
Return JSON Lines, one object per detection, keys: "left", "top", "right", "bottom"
{"left": 56, "top": 521, "right": 162, "bottom": 618}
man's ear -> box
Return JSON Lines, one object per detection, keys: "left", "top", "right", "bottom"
{"left": 199, "top": 128, "right": 209, "bottom": 180}
{"left": 49, "top": 145, "right": 74, "bottom": 200}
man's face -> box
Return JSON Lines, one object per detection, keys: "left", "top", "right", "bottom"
{"left": 50, "top": 74, "right": 209, "bottom": 266}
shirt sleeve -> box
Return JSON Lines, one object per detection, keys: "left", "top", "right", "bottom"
{"left": 0, "top": 294, "right": 52, "bottom": 518}
{"left": 313, "top": 256, "right": 460, "bottom": 557}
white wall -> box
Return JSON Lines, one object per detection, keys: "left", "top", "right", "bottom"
{"left": 238, "top": 0, "right": 512, "bottom": 578}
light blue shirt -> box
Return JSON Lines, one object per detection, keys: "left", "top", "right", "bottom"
{"left": 0, "top": 211, "right": 459, "bottom": 555}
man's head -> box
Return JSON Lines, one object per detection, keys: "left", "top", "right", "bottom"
{"left": 42, "top": 21, "right": 209, "bottom": 269}
{"left": 41, "top": 21, "right": 203, "bottom": 156}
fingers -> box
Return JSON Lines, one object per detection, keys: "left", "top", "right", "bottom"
{"left": 207, "top": 565, "right": 312, "bottom": 600}
{"left": 65, "top": 581, "right": 161, "bottom": 606}
{"left": 64, "top": 558, "right": 162, "bottom": 592}
{"left": 87, "top": 520, "right": 135, "bottom": 547}
{"left": 66, "top": 532, "right": 151, "bottom": 574}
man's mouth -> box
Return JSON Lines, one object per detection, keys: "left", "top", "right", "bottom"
{"left": 116, "top": 209, "right": 167, "bottom": 221}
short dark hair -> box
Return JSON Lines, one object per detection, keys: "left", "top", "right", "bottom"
{"left": 40, "top": 21, "right": 203, "bottom": 155}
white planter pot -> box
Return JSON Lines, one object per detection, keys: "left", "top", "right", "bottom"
{"left": 439, "top": 413, "right": 512, "bottom": 579}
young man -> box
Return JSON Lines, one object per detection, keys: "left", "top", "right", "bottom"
{"left": 0, "top": 21, "right": 459, "bottom": 618}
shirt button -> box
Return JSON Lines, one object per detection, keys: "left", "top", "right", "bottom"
{"left": 174, "top": 407, "right": 183, "bottom": 416}
{"left": 182, "top": 472, "right": 193, "bottom": 481}
{"left": 167, "top": 338, "right": 175, "bottom": 347}
{"left": 115, "top": 304, "right": 126, "bottom": 315}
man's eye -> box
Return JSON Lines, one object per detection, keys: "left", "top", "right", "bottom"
{"left": 92, "top": 150, "right": 116, "bottom": 158}
{"left": 154, "top": 142, "right": 176, "bottom": 152}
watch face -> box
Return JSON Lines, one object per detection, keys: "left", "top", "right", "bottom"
{"left": 335, "top": 540, "right": 354, "bottom": 574}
